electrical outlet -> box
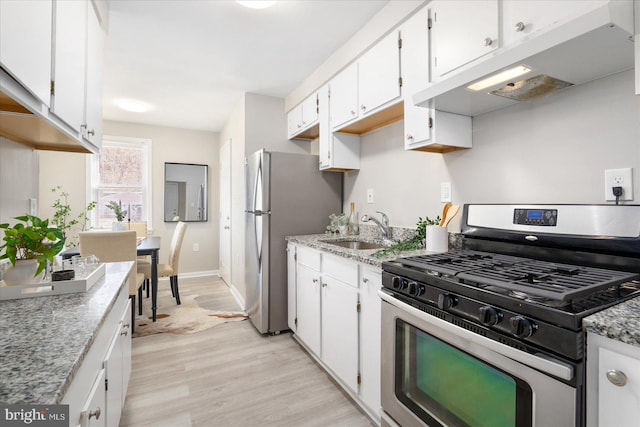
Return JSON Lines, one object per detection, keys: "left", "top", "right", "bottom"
{"left": 193, "top": 243, "right": 200, "bottom": 252}
{"left": 367, "top": 188, "right": 374, "bottom": 204}
{"left": 604, "top": 168, "right": 633, "bottom": 201}
{"left": 440, "top": 182, "right": 452, "bottom": 203}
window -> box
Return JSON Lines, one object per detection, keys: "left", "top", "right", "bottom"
{"left": 88, "top": 136, "right": 152, "bottom": 230}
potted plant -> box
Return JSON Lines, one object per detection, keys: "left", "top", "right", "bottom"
{"left": 0, "top": 215, "right": 65, "bottom": 285}
{"left": 51, "top": 186, "right": 96, "bottom": 247}
{"left": 106, "top": 200, "right": 128, "bottom": 231}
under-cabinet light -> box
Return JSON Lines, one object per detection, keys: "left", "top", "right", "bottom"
{"left": 466, "top": 65, "right": 532, "bottom": 91}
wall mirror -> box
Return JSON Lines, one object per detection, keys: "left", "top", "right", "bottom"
{"left": 164, "top": 162, "right": 208, "bottom": 222}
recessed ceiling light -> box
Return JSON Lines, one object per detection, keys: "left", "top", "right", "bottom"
{"left": 115, "top": 99, "right": 153, "bottom": 113}
{"left": 236, "top": 1, "right": 276, "bottom": 9}
{"left": 466, "top": 65, "right": 533, "bottom": 92}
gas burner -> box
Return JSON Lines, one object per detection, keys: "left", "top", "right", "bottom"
{"left": 508, "top": 290, "right": 569, "bottom": 308}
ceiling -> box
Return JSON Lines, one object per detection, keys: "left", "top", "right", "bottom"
{"left": 103, "top": 0, "right": 389, "bottom": 132}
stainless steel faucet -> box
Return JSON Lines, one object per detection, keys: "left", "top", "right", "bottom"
{"left": 361, "top": 211, "right": 392, "bottom": 241}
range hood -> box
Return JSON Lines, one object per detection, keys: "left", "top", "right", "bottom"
{"left": 0, "top": 68, "right": 97, "bottom": 153}
{"left": 413, "top": 1, "right": 636, "bottom": 117}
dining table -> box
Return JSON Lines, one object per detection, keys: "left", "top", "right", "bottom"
{"left": 61, "top": 235, "right": 162, "bottom": 321}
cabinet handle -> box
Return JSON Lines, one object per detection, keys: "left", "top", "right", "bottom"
{"left": 312, "top": 278, "right": 318, "bottom": 284}
{"left": 87, "top": 129, "right": 95, "bottom": 136}
{"left": 514, "top": 22, "right": 525, "bottom": 32}
{"left": 224, "top": 226, "right": 230, "bottom": 229}
{"left": 297, "top": 124, "right": 302, "bottom": 129}
{"left": 350, "top": 109, "right": 356, "bottom": 116}
{"left": 322, "top": 283, "right": 327, "bottom": 288}
{"left": 363, "top": 278, "right": 369, "bottom": 284}
{"left": 606, "top": 370, "right": 628, "bottom": 387}
{"left": 484, "top": 37, "right": 493, "bottom": 46}
{"left": 121, "top": 329, "right": 129, "bottom": 336}
{"left": 88, "top": 407, "right": 101, "bottom": 420}
{"left": 361, "top": 105, "right": 366, "bottom": 112}
{"left": 406, "top": 134, "right": 414, "bottom": 141}
{"left": 123, "top": 322, "right": 130, "bottom": 329}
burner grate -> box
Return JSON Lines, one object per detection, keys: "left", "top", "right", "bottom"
{"left": 397, "top": 251, "right": 528, "bottom": 276}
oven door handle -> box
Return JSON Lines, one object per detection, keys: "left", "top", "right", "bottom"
{"left": 379, "top": 290, "right": 574, "bottom": 381}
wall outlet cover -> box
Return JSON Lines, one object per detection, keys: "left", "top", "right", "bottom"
{"left": 604, "top": 168, "right": 633, "bottom": 201}
{"left": 367, "top": 188, "right": 374, "bottom": 204}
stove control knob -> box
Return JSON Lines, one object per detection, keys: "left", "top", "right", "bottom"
{"left": 438, "top": 294, "right": 455, "bottom": 310}
{"left": 391, "top": 276, "right": 401, "bottom": 289}
{"left": 510, "top": 316, "right": 535, "bottom": 338}
{"left": 416, "top": 284, "right": 426, "bottom": 297}
{"left": 408, "top": 282, "right": 418, "bottom": 295}
{"left": 479, "top": 306, "right": 500, "bottom": 326}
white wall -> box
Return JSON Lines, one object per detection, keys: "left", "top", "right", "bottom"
{"left": 0, "top": 137, "right": 39, "bottom": 224}
{"left": 343, "top": 70, "right": 640, "bottom": 231}
{"left": 38, "top": 121, "right": 219, "bottom": 275}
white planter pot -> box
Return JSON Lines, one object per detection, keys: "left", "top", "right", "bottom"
{"left": 112, "top": 221, "right": 127, "bottom": 231}
{"left": 3, "top": 259, "right": 45, "bottom": 286}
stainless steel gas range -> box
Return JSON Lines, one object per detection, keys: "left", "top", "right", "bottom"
{"left": 380, "top": 204, "right": 640, "bottom": 427}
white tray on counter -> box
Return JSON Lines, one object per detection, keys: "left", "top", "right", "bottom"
{"left": 0, "top": 263, "right": 105, "bottom": 300}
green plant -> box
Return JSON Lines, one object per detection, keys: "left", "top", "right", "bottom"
{"left": 372, "top": 215, "right": 441, "bottom": 258}
{"left": 0, "top": 215, "right": 65, "bottom": 277}
{"left": 326, "top": 213, "right": 348, "bottom": 234}
{"left": 51, "top": 186, "right": 96, "bottom": 246}
{"left": 106, "top": 200, "right": 128, "bottom": 222}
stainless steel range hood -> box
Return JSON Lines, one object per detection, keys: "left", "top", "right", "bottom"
{"left": 413, "top": 1, "right": 635, "bottom": 117}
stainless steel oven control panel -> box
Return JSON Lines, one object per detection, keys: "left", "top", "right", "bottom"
{"left": 513, "top": 208, "right": 557, "bottom": 226}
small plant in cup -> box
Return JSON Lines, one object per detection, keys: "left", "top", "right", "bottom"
{"left": 106, "top": 200, "right": 128, "bottom": 222}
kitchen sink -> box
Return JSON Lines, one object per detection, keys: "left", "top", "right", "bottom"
{"left": 325, "top": 240, "right": 386, "bottom": 250}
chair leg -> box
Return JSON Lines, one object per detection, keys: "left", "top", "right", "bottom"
{"left": 170, "top": 277, "right": 176, "bottom": 297}
{"left": 145, "top": 279, "right": 150, "bottom": 298}
{"left": 172, "top": 275, "right": 181, "bottom": 305}
{"left": 138, "top": 287, "right": 143, "bottom": 315}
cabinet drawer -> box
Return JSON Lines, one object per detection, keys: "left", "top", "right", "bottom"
{"left": 322, "top": 253, "right": 358, "bottom": 287}
{"left": 297, "top": 246, "right": 320, "bottom": 271}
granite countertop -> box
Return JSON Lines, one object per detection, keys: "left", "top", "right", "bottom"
{"left": 286, "top": 233, "right": 432, "bottom": 267}
{"left": 0, "top": 262, "right": 131, "bottom": 405}
{"left": 583, "top": 296, "right": 640, "bottom": 348}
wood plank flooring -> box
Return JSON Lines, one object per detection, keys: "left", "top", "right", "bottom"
{"left": 120, "top": 277, "right": 374, "bottom": 427}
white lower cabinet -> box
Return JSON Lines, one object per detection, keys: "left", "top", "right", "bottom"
{"left": 288, "top": 244, "right": 382, "bottom": 423}
{"left": 587, "top": 332, "right": 640, "bottom": 427}
{"left": 321, "top": 266, "right": 359, "bottom": 392}
{"left": 62, "top": 279, "right": 132, "bottom": 427}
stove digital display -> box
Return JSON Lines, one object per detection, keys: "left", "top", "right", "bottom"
{"left": 513, "top": 209, "right": 557, "bottom": 226}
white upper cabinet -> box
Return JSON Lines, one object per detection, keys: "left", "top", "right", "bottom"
{"left": 84, "top": 3, "right": 104, "bottom": 149}
{"left": 401, "top": 5, "right": 472, "bottom": 152}
{"left": 51, "top": 0, "right": 87, "bottom": 131}
{"left": 501, "top": 1, "right": 605, "bottom": 47}
{"left": 430, "top": 0, "right": 499, "bottom": 80}
{"left": 358, "top": 30, "right": 401, "bottom": 116}
{"left": 287, "top": 92, "right": 319, "bottom": 140}
{"left": 0, "top": 0, "right": 52, "bottom": 106}
{"left": 329, "top": 62, "right": 359, "bottom": 130}
{"left": 318, "top": 84, "right": 360, "bottom": 171}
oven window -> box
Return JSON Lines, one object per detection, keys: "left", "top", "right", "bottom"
{"left": 396, "top": 320, "right": 532, "bottom": 427}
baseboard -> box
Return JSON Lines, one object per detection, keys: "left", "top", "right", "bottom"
{"left": 158, "top": 270, "right": 219, "bottom": 284}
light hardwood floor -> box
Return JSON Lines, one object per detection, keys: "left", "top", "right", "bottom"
{"left": 120, "top": 278, "right": 375, "bottom": 427}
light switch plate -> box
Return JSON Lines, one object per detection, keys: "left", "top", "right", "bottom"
{"left": 440, "top": 182, "right": 452, "bottom": 203}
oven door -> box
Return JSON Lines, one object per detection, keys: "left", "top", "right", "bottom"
{"left": 380, "top": 291, "right": 577, "bottom": 427}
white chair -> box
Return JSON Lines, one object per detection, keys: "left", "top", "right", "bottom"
{"left": 79, "top": 230, "right": 146, "bottom": 332}
{"left": 139, "top": 222, "right": 187, "bottom": 305}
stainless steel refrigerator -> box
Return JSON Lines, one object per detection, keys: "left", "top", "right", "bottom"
{"left": 245, "top": 149, "right": 342, "bottom": 334}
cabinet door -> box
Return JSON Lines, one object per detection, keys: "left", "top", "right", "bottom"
{"left": 430, "top": 0, "right": 499, "bottom": 79}
{"left": 301, "top": 92, "right": 318, "bottom": 129}
{"left": 502, "top": 1, "right": 604, "bottom": 47}
{"left": 329, "top": 62, "right": 359, "bottom": 130}
{"left": 104, "top": 327, "right": 123, "bottom": 427}
{"left": 401, "top": 6, "right": 432, "bottom": 146}
{"left": 51, "top": 0, "right": 87, "bottom": 131}
{"left": 359, "top": 266, "right": 382, "bottom": 415}
{"left": 120, "top": 300, "right": 132, "bottom": 405}
{"left": 296, "top": 263, "right": 321, "bottom": 355}
{"left": 358, "top": 30, "right": 401, "bottom": 116}
{"left": 597, "top": 346, "right": 640, "bottom": 427}
{"left": 321, "top": 275, "right": 359, "bottom": 392}
{"left": 84, "top": 4, "right": 104, "bottom": 149}
{"left": 81, "top": 369, "right": 106, "bottom": 427}
{"left": 0, "top": 0, "right": 52, "bottom": 105}
{"left": 287, "top": 244, "right": 297, "bottom": 331}
{"left": 287, "top": 105, "right": 303, "bottom": 139}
